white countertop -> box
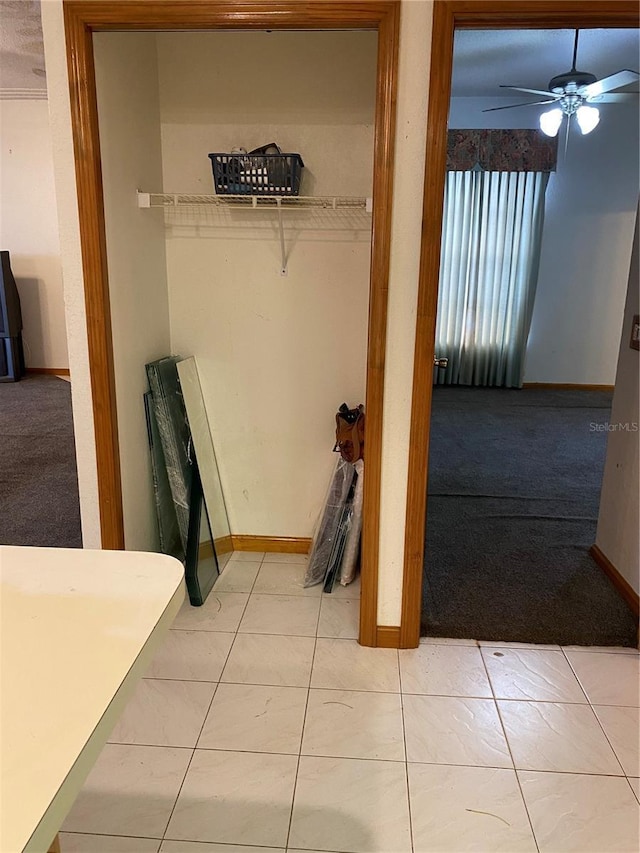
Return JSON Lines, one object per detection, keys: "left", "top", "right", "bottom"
{"left": 0, "top": 546, "right": 185, "bottom": 853}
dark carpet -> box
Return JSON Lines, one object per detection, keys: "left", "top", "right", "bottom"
{"left": 422, "top": 387, "right": 637, "bottom": 647}
{"left": 0, "top": 375, "right": 82, "bottom": 548}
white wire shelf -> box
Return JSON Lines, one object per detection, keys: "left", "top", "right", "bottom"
{"left": 137, "top": 191, "right": 373, "bottom": 212}
{"left": 137, "top": 191, "right": 372, "bottom": 275}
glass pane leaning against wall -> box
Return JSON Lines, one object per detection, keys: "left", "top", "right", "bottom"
{"left": 146, "top": 355, "right": 220, "bottom": 605}
{"left": 177, "top": 356, "right": 233, "bottom": 572}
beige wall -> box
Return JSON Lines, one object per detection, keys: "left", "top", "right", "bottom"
{"left": 157, "top": 30, "right": 376, "bottom": 197}
{"left": 42, "top": 0, "right": 434, "bottom": 626}
{"left": 0, "top": 99, "right": 68, "bottom": 370}
{"left": 93, "top": 32, "right": 171, "bottom": 553}
{"left": 158, "top": 31, "right": 375, "bottom": 537}
{"left": 595, "top": 210, "right": 640, "bottom": 595}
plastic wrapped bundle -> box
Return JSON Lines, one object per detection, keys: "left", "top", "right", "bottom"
{"left": 146, "top": 356, "right": 193, "bottom": 551}
{"left": 143, "top": 391, "right": 184, "bottom": 562}
{"left": 340, "top": 459, "right": 364, "bottom": 586}
{"left": 304, "top": 458, "right": 356, "bottom": 588}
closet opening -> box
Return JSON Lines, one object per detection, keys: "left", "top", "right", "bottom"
{"left": 63, "top": 2, "right": 400, "bottom": 647}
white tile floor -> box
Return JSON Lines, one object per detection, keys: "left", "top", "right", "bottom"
{"left": 61, "top": 552, "right": 640, "bottom": 853}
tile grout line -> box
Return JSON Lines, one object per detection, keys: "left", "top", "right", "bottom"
{"left": 626, "top": 777, "right": 640, "bottom": 805}
{"left": 157, "top": 677, "right": 228, "bottom": 841}
{"left": 159, "top": 560, "right": 255, "bottom": 844}
{"left": 228, "top": 556, "right": 322, "bottom": 637}
{"left": 79, "top": 564, "right": 252, "bottom": 843}
{"left": 561, "top": 649, "right": 631, "bottom": 778}
{"left": 105, "top": 741, "right": 406, "bottom": 762}
{"left": 60, "top": 828, "right": 331, "bottom": 853}
{"left": 560, "top": 648, "right": 639, "bottom": 656}
{"left": 137, "top": 647, "right": 630, "bottom": 698}
{"left": 562, "top": 649, "right": 636, "bottom": 776}
{"left": 59, "top": 830, "right": 164, "bottom": 841}
{"left": 165, "top": 625, "right": 639, "bottom": 646}
{"left": 139, "top": 671, "right": 588, "bottom": 700}
{"left": 559, "top": 648, "right": 595, "bottom": 705}
{"left": 99, "top": 736, "right": 640, "bottom": 777}
{"left": 136, "top": 676, "right": 395, "bottom": 694}
{"left": 283, "top": 582, "right": 323, "bottom": 851}
{"left": 171, "top": 627, "right": 353, "bottom": 638}
{"left": 479, "top": 647, "right": 541, "bottom": 853}
{"left": 165, "top": 839, "right": 286, "bottom": 852}
{"left": 398, "top": 648, "right": 416, "bottom": 853}
{"left": 422, "top": 642, "right": 639, "bottom": 655}
{"left": 392, "top": 763, "right": 637, "bottom": 779}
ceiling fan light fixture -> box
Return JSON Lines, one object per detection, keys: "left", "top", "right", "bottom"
{"left": 488, "top": 30, "right": 640, "bottom": 148}
{"left": 576, "top": 105, "right": 600, "bottom": 135}
{"left": 539, "top": 108, "right": 563, "bottom": 137}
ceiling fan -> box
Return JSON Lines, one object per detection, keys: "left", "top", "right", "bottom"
{"left": 484, "top": 30, "right": 639, "bottom": 145}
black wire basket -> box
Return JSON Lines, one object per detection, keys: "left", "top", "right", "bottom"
{"left": 208, "top": 153, "right": 304, "bottom": 196}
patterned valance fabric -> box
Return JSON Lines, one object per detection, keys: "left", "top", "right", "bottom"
{"left": 447, "top": 129, "right": 558, "bottom": 172}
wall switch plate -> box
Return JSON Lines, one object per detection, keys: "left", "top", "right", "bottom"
{"left": 631, "top": 314, "right": 640, "bottom": 351}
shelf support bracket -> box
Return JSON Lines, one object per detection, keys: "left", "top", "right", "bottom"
{"left": 276, "top": 198, "right": 287, "bottom": 275}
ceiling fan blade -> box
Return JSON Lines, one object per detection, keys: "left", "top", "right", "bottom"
{"left": 499, "top": 85, "right": 556, "bottom": 97}
{"left": 482, "top": 99, "right": 557, "bottom": 113}
{"left": 586, "top": 92, "right": 639, "bottom": 103}
{"left": 581, "top": 70, "right": 639, "bottom": 97}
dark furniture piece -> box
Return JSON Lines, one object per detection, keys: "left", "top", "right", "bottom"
{"left": 0, "top": 252, "right": 25, "bottom": 382}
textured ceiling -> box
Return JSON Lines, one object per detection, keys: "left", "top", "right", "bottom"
{"left": 0, "top": 13, "right": 638, "bottom": 100}
{"left": 452, "top": 29, "right": 640, "bottom": 98}
{"left": 0, "top": 0, "right": 46, "bottom": 94}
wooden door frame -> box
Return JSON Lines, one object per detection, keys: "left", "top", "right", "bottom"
{"left": 63, "top": 0, "right": 400, "bottom": 648}
{"left": 400, "top": 0, "right": 639, "bottom": 648}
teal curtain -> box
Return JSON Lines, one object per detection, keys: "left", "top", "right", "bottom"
{"left": 435, "top": 170, "right": 549, "bottom": 388}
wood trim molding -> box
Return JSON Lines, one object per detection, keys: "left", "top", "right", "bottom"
{"left": 203, "top": 535, "right": 310, "bottom": 559}
{"left": 400, "top": 0, "right": 639, "bottom": 650}
{"left": 400, "top": 0, "right": 454, "bottom": 649}
{"left": 62, "top": 1, "right": 401, "bottom": 649}
{"left": 439, "top": 0, "right": 639, "bottom": 28}
{"left": 25, "top": 367, "right": 71, "bottom": 376}
{"left": 214, "top": 534, "right": 233, "bottom": 556}
{"left": 376, "top": 626, "right": 401, "bottom": 648}
{"left": 231, "top": 535, "right": 312, "bottom": 554}
{"left": 47, "top": 834, "right": 61, "bottom": 853}
{"left": 522, "top": 383, "right": 615, "bottom": 391}
{"left": 63, "top": 1, "right": 400, "bottom": 30}
{"left": 590, "top": 545, "right": 640, "bottom": 618}
{"left": 198, "top": 541, "right": 214, "bottom": 560}
{"left": 64, "top": 1, "right": 124, "bottom": 550}
{"left": 359, "top": 0, "right": 400, "bottom": 648}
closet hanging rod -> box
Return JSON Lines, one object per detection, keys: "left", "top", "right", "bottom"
{"left": 137, "top": 191, "right": 373, "bottom": 212}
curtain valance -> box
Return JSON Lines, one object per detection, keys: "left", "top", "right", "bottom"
{"left": 447, "top": 129, "right": 558, "bottom": 172}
